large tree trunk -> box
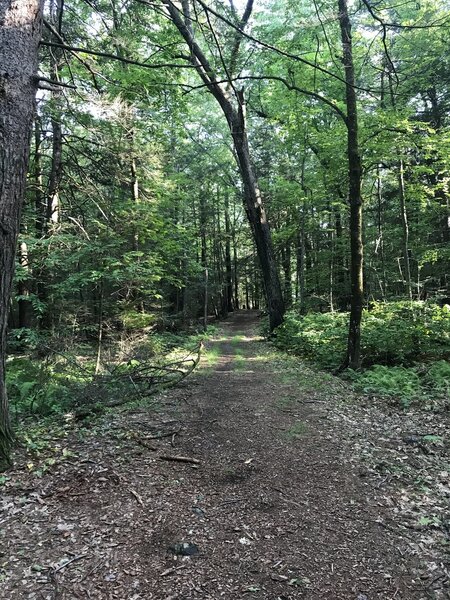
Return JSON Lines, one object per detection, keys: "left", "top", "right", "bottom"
{"left": 164, "top": 0, "right": 285, "bottom": 331}
{"left": 338, "top": 0, "right": 364, "bottom": 370}
{"left": 0, "top": 0, "right": 44, "bottom": 469}
{"left": 228, "top": 100, "right": 285, "bottom": 329}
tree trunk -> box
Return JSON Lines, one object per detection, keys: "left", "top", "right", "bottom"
{"left": 233, "top": 232, "right": 239, "bottom": 310}
{"left": 0, "top": 0, "right": 44, "bottom": 469}
{"left": 338, "top": 0, "right": 364, "bottom": 370}
{"left": 18, "top": 239, "right": 32, "bottom": 329}
{"left": 164, "top": 0, "right": 284, "bottom": 331}
{"left": 398, "top": 160, "right": 413, "bottom": 300}
{"left": 281, "top": 240, "right": 292, "bottom": 309}
{"left": 224, "top": 193, "right": 234, "bottom": 312}
{"left": 45, "top": 0, "right": 64, "bottom": 228}
{"left": 296, "top": 220, "right": 306, "bottom": 312}
{"left": 34, "top": 117, "right": 44, "bottom": 235}
{"left": 46, "top": 117, "right": 62, "bottom": 225}
{"left": 228, "top": 99, "right": 285, "bottom": 329}
{"left": 376, "top": 166, "right": 387, "bottom": 300}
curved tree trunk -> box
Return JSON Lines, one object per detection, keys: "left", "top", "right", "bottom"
{"left": 228, "top": 99, "right": 285, "bottom": 329}
{"left": 0, "top": 0, "right": 44, "bottom": 469}
{"left": 164, "top": 0, "right": 285, "bottom": 331}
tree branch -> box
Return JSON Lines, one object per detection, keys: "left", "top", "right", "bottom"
{"left": 190, "top": 0, "right": 373, "bottom": 94}
{"left": 228, "top": 0, "right": 253, "bottom": 79}
{"left": 186, "top": 74, "right": 348, "bottom": 124}
{"left": 39, "top": 40, "right": 198, "bottom": 70}
{"left": 361, "top": 0, "right": 399, "bottom": 88}
{"left": 36, "top": 76, "right": 76, "bottom": 90}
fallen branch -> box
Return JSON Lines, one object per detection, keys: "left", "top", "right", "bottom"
{"left": 130, "top": 488, "right": 144, "bottom": 506}
{"left": 52, "top": 554, "right": 88, "bottom": 574}
{"left": 146, "top": 426, "right": 182, "bottom": 440}
{"left": 161, "top": 565, "right": 187, "bottom": 577}
{"left": 75, "top": 343, "right": 203, "bottom": 419}
{"left": 159, "top": 454, "right": 200, "bottom": 465}
{"left": 128, "top": 432, "right": 158, "bottom": 451}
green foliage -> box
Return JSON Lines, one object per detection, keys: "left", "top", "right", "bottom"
{"left": 275, "top": 302, "right": 450, "bottom": 370}
{"left": 274, "top": 302, "right": 450, "bottom": 407}
{"left": 4, "top": 0, "right": 450, "bottom": 451}
{"left": 6, "top": 325, "right": 210, "bottom": 422}
{"left": 361, "top": 302, "right": 450, "bottom": 366}
{"left": 120, "top": 311, "right": 156, "bottom": 330}
{"left": 353, "top": 361, "right": 449, "bottom": 408}
{"left": 424, "top": 361, "right": 450, "bottom": 395}
{"left": 6, "top": 358, "right": 72, "bottom": 418}
{"left": 354, "top": 365, "right": 420, "bottom": 406}
{"left": 274, "top": 310, "right": 348, "bottom": 370}
{"left": 7, "top": 328, "right": 42, "bottom": 351}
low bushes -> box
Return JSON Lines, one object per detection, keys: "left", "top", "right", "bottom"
{"left": 6, "top": 326, "right": 214, "bottom": 421}
{"left": 273, "top": 301, "right": 450, "bottom": 407}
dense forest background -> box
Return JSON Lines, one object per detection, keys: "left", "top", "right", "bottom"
{"left": 1, "top": 0, "right": 449, "bottom": 465}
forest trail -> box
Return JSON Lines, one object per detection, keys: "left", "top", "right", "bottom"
{"left": 1, "top": 312, "right": 440, "bottom": 599}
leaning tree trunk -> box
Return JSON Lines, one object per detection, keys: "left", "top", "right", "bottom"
{"left": 164, "top": 0, "right": 285, "bottom": 331}
{"left": 338, "top": 0, "right": 364, "bottom": 370}
{"left": 228, "top": 101, "right": 285, "bottom": 329}
{"left": 0, "top": 0, "right": 44, "bottom": 469}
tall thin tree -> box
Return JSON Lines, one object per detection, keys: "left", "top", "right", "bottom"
{"left": 338, "top": 0, "right": 364, "bottom": 370}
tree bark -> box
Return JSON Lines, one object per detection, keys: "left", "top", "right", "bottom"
{"left": 338, "top": 0, "right": 364, "bottom": 370}
{"left": 224, "top": 193, "right": 234, "bottom": 312}
{"left": 233, "top": 229, "right": 239, "bottom": 310}
{"left": 229, "top": 95, "right": 285, "bottom": 328}
{"left": 0, "top": 0, "right": 44, "bottom": 469}
{"left": 398, "top": 160, "right": 413, "bottom": 300}
{"left": 45, "top": 0, "right": 64, "bottom": 228}
{"left": 376, "top": 166, "right": 387, "bottom": 300}
{"left": 164, "top": 0, "right": 284, "bottom": 330}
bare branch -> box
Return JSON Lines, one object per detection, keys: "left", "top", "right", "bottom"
{"left": 186, "top": 74, "right": 348, "bottom": 124}
{"left": 228, "top": 0, "right": 253, "bottom": 79}
{"left": 39, "top": 40, "right": 198, "bottom": 71}
{"left": 190, "top": 0, "right": 374, "bottom": 94}
{"left": 36, "top": 76, "right": 76, "bottom": 90}
{"left": 43, "top": 19, "right": 102, "bottom": 93}
{"left": 361, "top": 0, "right": 399, "bottom": 88}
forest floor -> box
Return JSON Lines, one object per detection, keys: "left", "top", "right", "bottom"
{"left": 1, "top": 311, "right": 449, "bottom": 600}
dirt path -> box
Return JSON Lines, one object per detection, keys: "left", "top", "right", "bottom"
{"left": 1, "top": 311, "right": 446, "bottom": 599}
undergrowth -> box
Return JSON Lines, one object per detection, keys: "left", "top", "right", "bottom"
{"left": 273, "top": 301, "right": 450, "bottom": 408}
{"left": 6, "top": 326, "right": 216, "bottom": 423}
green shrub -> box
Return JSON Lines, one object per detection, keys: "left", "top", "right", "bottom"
{"left": 424, "top": 360, "right": 450, "bottom": 394}
{"left": 6, "top": 358, "right": 72, "bottom": 418}
{"left": 121, "top": 310, "right": 156, "bottom": 330}
{"left": 7, "top": 328, "right": 42, "bottom": 351}
{"left": 273, "top": 302, "right": 450, "bottom": 407}
{"left": 361, "top": 301, "right": 449, "bottom": 365}
{"left": 353, "top": 365, "right": 420, "bottom": 406}
{"left": 274, "top": 311, "right": 347, "bottom": 370}
{"left": 353, "top": 361, "right": 449, "bottom": 408}
{"left": 274, "top": 301, "right": 450, "bottom": 369}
